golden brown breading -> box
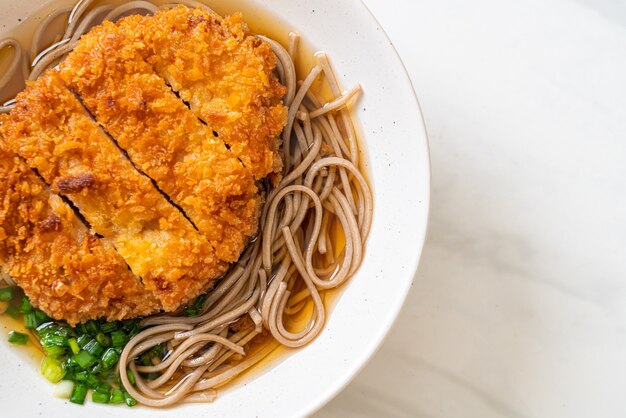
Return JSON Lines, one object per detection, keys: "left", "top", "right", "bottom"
{"left": 0, "top": 143, "right": 160, "bottom": 325}
{"left": 58, "top": 21, "right": 262, "bottom": 263}
{"left": 0, "top": 71, "right": 226, "bottom": 311}
{"left": 118, "top": 6, "right": 287, "bottom": 182}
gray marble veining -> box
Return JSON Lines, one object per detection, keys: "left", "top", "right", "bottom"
{"left": 316, "top": 0, "right": 626, "bottom": 416}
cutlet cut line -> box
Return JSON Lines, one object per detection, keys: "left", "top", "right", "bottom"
{"left": 32, "top": 164, "right": 102, "bottom": 237}
{"left": 58, "top": 20, "right": 264, "bottom": 263}
{"left": 161, "top": 68, "right": 239, "bottom": 155}
{"left": 116, "top": 6, "right": 287, "bottom": 181}
{"left": 19, "top": 164, "right": 145, "bottom": 284}
{"left": 22, "top": 148, "right": 150, "bottom": 287}
{"left": 0, "top": 71, "right": 226, "bottom": 310}
{"left": 2, "top": 115, "right": 156, "bottom": 292}
{"left": 0, "top": 142, "right": 99, "bottom": 236}
{"left": 0, "top": 143, "right": 161, "bottom": 325}
{"left": 67, "top": 84, "right": 202, "bottom": 233}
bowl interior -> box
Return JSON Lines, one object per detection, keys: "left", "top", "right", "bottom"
{"left": 0, "top": 0, "right": 430, "bottom": 416}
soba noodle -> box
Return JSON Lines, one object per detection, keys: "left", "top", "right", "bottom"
{"left": 0, "top": 0, "right": 371, "bottom": 406}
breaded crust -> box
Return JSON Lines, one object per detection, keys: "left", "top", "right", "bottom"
{"left": 0, "top": 144, "right": 160, "bottom": 325}
{"left": 0, "top": 7, "right": 288, "bottom": 323}
{"left": 59, "top": 21, "right": 263, "bottom": 263}
{"left": 0, "top": 71, "right": 226, "bottom": 311}
{"left": 118, "top": 6, "right": 287, "bottom": 181}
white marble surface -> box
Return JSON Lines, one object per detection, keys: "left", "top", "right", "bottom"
{"left": 316, "top": 0, "right": 626, "bottom": 417}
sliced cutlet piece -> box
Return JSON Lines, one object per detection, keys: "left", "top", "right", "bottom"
{"left": 0, "top": 70, "right": 226, "bottom": 311}
{"left": 0, "top": 142, "right": 160, "bottom": 325}
{"left": 58, "top": 20, "right": 262, "bottom": 263}
{"left": 118, "top": 6, "right": 287, "bottom": 181}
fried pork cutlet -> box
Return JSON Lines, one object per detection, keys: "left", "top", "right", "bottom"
{"left": 0, "top": 143, "right": 159, "bottom": 326}
{"left": 0, "top": 71, "right": 226, "bottom": 310}
{"left": 118, "top": 6, "right": 287, "bottom": 182}
{"left": 59, "top": 21, "right": 263, "bottom": 263}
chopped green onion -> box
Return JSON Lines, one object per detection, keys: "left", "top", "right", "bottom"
{"left": 100, "top": 322, "right": 119, "bottom": 333}
{"left": 95, "top": 382, "right": 111, "bottom": 394}
{"left": 73, "top": 350, "right": 97, "bottom": 369}
{"left": 121, "top": 319, "right": 139, "bottom": 337}
{"left": 34, "top": 310, "right": 50, "bottom": 324}
{"left": 7, "top": 330, "right": 28, "bottom": 345}
{"left": 38, "top": 321, "right": 55, "bottom": 332}
{"left": 52, "top": 324, "right": 69, "bottom": 337}
{"left": 64, "top": 356, "right": 78, "bottom": 374}
{"left": 123, "top": 390, "right": 137, "bottom": 407}
{"left": 90, "top": 362, "right": 103, "bottom": 375}
{"left": 40, "top": 333, "right": 68, "bottom": 348}
{"left": 126, "top": 368, "right": 136, "bottom": 386}
{"left": 77, "top": 334, "right": 91, "bottom": 348}
{"left": 75, "top": 323, "right": 87, "bottom": 335}
{"left": 83, "top": 339, "right": 104, "bottom": 356}
{"left": 139, "top": 352, "right": 152, "bottom": 366}
{"left": 92, "top": 390, "right": 110, "bottom": 404}
{"left": 183, "top": 295, "right": 206, "bottom": 316}
{"left": 95, "top": 332, "right": 111, "bottom": 348}
{"left": 183, "top": 307, "right": 198, "bottom": 317}
{"left": 36, "top": 322, "right": 54, "bottom": 334}
{"left": 24, "top": 312, "right": 39, "bottom": 329}
{"left": 19, "top": 296, "right": 32, "bottom": 313}
{"left": 196, "top": 294, "right": 207, "bottom": 307}
{"left": 101, "top": 348, "right": 120, "bottom": 369}
{"left": 4, "top": 299, "right": 140, "bottom": 407}
{"left": 68, "top": 338, "right": 80, "bottom": 355}
{"left": 121, "top": 319, "right": 137, "bottom": 332}
{"left": 151, "top": 343, "right": 166, "bottom": 356}
{"left": 110, "top": 388, "right": 125, "bottom": 404}
{"left": 70, "top": 383, "right": 88, "bottom": 405}
{"left": 5, "top": 305, "right": 19, "bottom": 319}
{"left": 44, "top": 345, "right": 66, "bottom": 358}
{"left": 0, "top": 287, "right": 13, "bottom": 301}
{"left": 72, "top": 371, "right": 89, "bottom": 382}
{"left": 41, "top": 356, "right": 66, "bottom": 383}
{"left": 110, "top": 330, "right": 127, "bottom": 348}
{"left": 85, "top": 320, "right": 99, "bottom": 336}
{"left": 84, "top": 373, "right": 100, "bottom": 389}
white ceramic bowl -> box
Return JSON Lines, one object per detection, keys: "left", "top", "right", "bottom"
{"left": 0, "top": 0, "right": 430, "bottom": 416}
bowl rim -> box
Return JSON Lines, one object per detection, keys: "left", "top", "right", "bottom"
{"left": 300, "top": 1, "right": 431, "bottom": 414}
